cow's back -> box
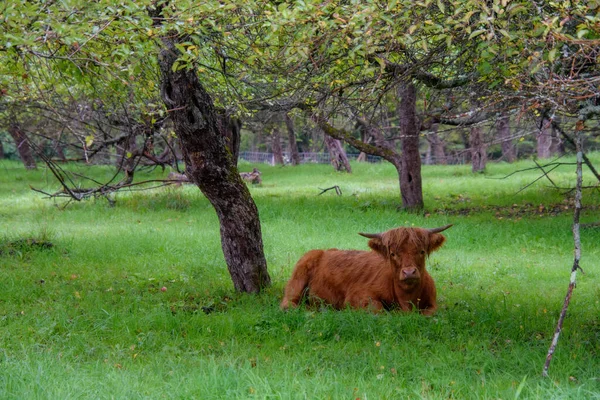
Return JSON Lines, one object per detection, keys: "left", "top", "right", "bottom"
{"left": 305, "top": 249, "right": 389, "bottom": 308}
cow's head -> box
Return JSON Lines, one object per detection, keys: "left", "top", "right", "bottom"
{"left": 359, "top": 224, "right": 452, "bottom": 288}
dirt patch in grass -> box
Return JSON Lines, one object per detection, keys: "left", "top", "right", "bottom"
{"left": 431, "top": 199, "right": 600, "bottom": 219}
{"left": 0, "top": 238, "right": 54, "bottom": 256}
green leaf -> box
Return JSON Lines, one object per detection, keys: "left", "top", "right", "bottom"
{"left": 437, "top": 0, "right": 445, "bottom": 13}
{"left": 577, "top": 29, "right": 589, "bottom": 39}
{"left": 469, "top": 29, "right": 486, "bottom": 39}
{"left": 85, "top": 135, "right": 94, "bottom": 147}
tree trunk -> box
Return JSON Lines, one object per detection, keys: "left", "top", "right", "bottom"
{"left": 397, "top": 83, "right": 423, "bottom": 210}
{"left": 217, "top": 110, "right": 241, "bottom": 165}
{"left": 0, "top": 138, "right": 4, "bottom": 159}
{"left": 315, "top": 115, "right": 403, "bottom": 204}
{"left": 549, "top": 124, "right": 564, "bottom": 156}
{"left": 116, "top": 133, "right": 137, "bottom": 184}
{"left": 285, "top": 113, "right": 301, "bottom": 166}
{"left": 8, "top": 124, "right": 37, "bottom": 170}
{"left": 355, "top": 121, "right": 369, "bottom": 162}
{"left": 157, "top": 34, "right": 270, "bottom": 293}
{"left": 271, "top": 127, "right": 285, "bottom": 165}
{"left": 425, "top": 124, "right": 446, "bottom": 165}
{"left": 470, "top": 126, "right": 487, "bottom": 172}
{"left": 537, "top": 117, "right": 553, "bottom": 159}
{"left": 497, "top": 113, "right": 515, "bottom": 162}
{"left": 459, "top": 129, "right": 471, "bottom": 163}
{"left": 52, "top": 139, "right": 67, "bottom": 161}
{"left": 424, "top": 137, "right": 432, "bottom": 165}
{"left": 324, "top": 135, "right": 352, "bottom": 172}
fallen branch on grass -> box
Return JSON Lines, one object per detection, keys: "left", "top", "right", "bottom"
{"left": 318, "top": 186, "right": 342, "bottom": 196}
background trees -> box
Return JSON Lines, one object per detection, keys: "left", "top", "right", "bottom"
{"left": 2, "top": 0, "right": 599, "bottom": 290}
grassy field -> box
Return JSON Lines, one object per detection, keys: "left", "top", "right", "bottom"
{"left": 0, "top": 157, "right": 599, "bottom": 399}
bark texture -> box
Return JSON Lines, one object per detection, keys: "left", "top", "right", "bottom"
{"left": 285, "top": 113, "right": 301, "bottom": 166}
{"left": 537, "top": 117, "right": 553, "bottom": 159}
{"left": 397, "top": 83, "right": 423, "bottom": 210}
{"left": 425, "top": 124, "right": 446, "bottom": 165}
{"left": 324, "top": 135, "right": 352, "bottom": 172}
{"left": 158, "top": 35, "right": 270, "bottom": 293}
{"left": 469, "top": 126, "right": 487, "bottom": 173}
{"left": 496, "top": 113, "right": 515, "bottom": 163}
{"left": 217, "top": 110, "right": 241, "bottom": 165}
{"left": 8, "top": 124, "right": 37, "bottom": 169}
{"left": 271, "top": 127, "right": 285, "bottom": 165}
{"left": 116, "top": 133, "right": 138, "bottom": 183}
{"left": 542, "top": 128, "right": 583, "bottom": 377}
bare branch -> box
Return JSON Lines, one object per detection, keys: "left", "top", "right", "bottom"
{"left": 543, "top": 126, "right": 584, "bottom": 377}
{"left": 318, "top": 186, "right": 342, "bottom": 196}
{"left": 551, "top": 120, "right": 600, "bottom": 183}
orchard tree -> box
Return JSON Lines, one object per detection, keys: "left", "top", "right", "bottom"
{"left": 0, "top": 0, "right": 271, "bottom": 292}
{"left": 3, "top": 0, "right": 599, "bottom": 293}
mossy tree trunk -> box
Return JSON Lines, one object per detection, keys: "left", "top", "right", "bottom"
{"left": 157, "top": 35, "right": 270, "bottom": 293}
{"left": 397, "top": 83, "right": 423, "bottom": 210}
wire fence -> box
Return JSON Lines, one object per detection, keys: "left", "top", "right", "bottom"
{"left": 0, "top": 151, "right": 472, "bottom": 170}
{"left": 239, "top": 151, "right": 382, "bottom": 165}
{"left": 238, "top": 151, "right": 469, "bottom": 165}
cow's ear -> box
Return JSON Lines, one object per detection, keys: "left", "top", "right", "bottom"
{"left": 428, "top": 233, "right": 446, "bottom": 254}
{"left": 367, "top": 238, "right": 388, "bottom": 257}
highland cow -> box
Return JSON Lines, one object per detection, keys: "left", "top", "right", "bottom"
{"left": 280, "top": 224, "right": 452, "bottom": 315}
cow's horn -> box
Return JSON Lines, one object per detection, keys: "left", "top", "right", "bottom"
{"left": 358, "top": 232, "right": 381, "bottom": 239}
{"left": 427, "top": 224, "right": 453, "bottom": 234}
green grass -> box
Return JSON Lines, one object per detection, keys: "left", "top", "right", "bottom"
{"left": 0, "top": 157, "right": 599, "bottom": 399}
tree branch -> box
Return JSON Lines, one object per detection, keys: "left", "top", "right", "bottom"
{"left": 312, "top": 114, "right": 401, "bottom": 167}
{"left": 551, "top": 120, "right": 600, "bottom": 183}
{"left": 543, "top": 127, "right": 584, "bottom": 377}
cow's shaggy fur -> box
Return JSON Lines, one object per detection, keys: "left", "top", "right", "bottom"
{"left": 280, "top": 225, "right": 451, "bottom": 315}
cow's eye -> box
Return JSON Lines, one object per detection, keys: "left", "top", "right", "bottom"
{"left": 390, "top": 252, "right": 396, "bottom": 257}
{"left": 420, "top": 250, "right": 425, "bottom": 255}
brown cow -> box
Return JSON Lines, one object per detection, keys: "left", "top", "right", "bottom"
{"left": 280, "top": 224, "right": 452, "bottom": 315}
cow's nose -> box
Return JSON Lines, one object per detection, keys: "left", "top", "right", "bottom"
{"left": 403, "top": 267, "right": 417, "bottom": 278}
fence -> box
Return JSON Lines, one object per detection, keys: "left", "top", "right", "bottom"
{"left": 238, "top": 151, "right": 469, "bottom": 166}
{"left": 238, "top": 152, "right": 384, "bottom": 165}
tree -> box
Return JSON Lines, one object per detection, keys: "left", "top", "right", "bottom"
{"left": 270, "top": 127, "right": 285, "bottom": 165}
{"left": 7, "top": 123, "right": 37, "bottom": 170}
{"left": 284, "top": 113, "right": 301, "bottom": 166}
{"left": 0, "top": 0, "right": 272, "bottom": 293}
{"left": 397, "top": 83, "right": 423, "bottom": 209}
{"left": 153, "top": 5, "right": 271, "bottom": 293}
{"left": 323, "top": 134, "right": 352, "bottom": 173}
{"left": 537, "top": 117, "right": 554, "bottom": 159}
{"left": 424, "top": 124, "right": 446, "bottom": 165}
{"left": 496, "top": 113, "right": 515, "bottom": 163}
{"left": 4, "top": 0, "right": 599, "bottom": 297}
{"left": 469, "top": 125, "right": 487, "bottom": 173}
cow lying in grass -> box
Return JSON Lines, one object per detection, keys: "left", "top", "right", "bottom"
{"left": 280, "top": 224, "right": 452, "bottom": 315}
